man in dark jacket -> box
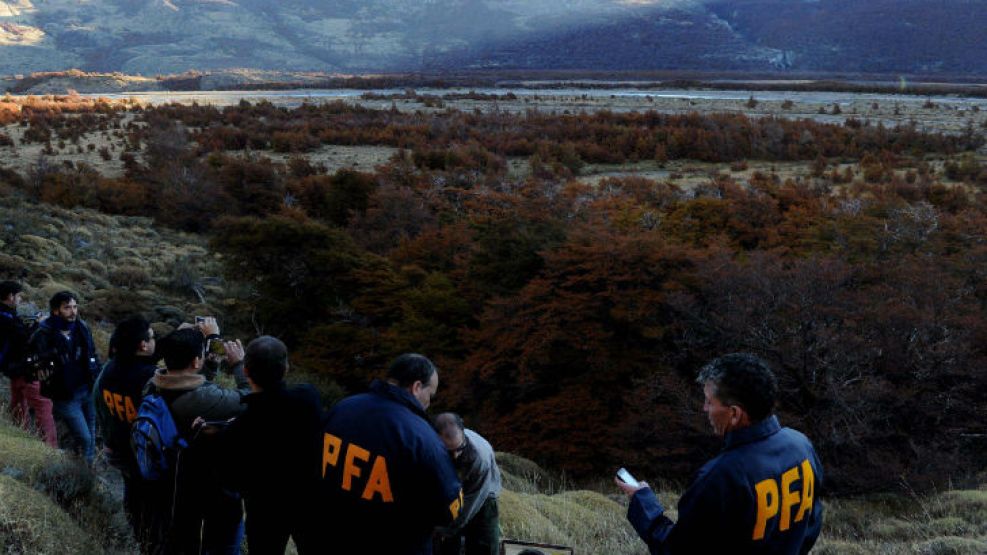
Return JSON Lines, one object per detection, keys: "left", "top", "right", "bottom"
{"left": 616, "top": 353, "right": 824, "bottom": 555}
{"left": 29, "top": 290, "right": 100, "bottom": 463}
{"left": 148, "top": 327, "right": 251, "bottom": 555}
{"left": 208, "top": 335, "right": 322, "bottom": 554}
{"left": 319, "top": 353, "right": 464, "bottom": 555}
{"left": 1, "top": 281, "right": 56, "bottom": 448}
{"left": 93, "top": 315, "right": 159, "bottom": 549}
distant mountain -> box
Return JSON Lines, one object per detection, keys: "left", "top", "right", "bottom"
{"left": 1, "top": 0, "right": 986, "bottom": 77}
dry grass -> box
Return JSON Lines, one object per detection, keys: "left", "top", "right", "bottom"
{"left": 0, "top": 475, "right": 101, "bottom": 554}
{"left": 0, "top": 194, "right": 227, "bottom": 347}
{"left": 496, "top": 453, "right": 987, "bottom": 555}
{"left": 0, "top": 415, "right": 120, "bottom": 554}
{"left": 497, "top": 453, "right": 647, "bottom": 554}
{"left": 2, "top": 414, "right": 986, "bottom": 553}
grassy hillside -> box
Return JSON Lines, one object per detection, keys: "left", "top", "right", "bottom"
{"left": 496, "top": 451, "right": 987, "bottom": 554}
{"left": 0, "top": 416, "right": 124, "bottom": 553}
{"left": 3, "top": 410, "right": 986, "bottom": 555}
{"left": 0, "top": 189, "right": 230, "bottom": 350}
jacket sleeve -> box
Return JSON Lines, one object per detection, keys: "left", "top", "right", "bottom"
{"left": 83, "top": 323, "right": 100, "bottom": 382}
{"left": 420, "top": 432, "right": 464, "bottom": 527}
{"left": 230, "top": 360, "right": 251, "bottom": 393}
{"left": 91, "top": 368, "right": 114, "bottom": 456}
{"left": 800, "top": 451, "right": 825, "bottom": 554}
{"left": 0, "top": 315, "right": 28, "bottom": 376}
{"left": 628, "top": 466, "right": 733, "bottom": 555}
{"left": 628, "top": 488, "right": 675, "bottom": 555}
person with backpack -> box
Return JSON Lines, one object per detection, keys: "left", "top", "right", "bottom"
{"left": 0, "top": 281, "right": 56, "bottom": 448}
{"left": 29, "top": 290, "right": 100, "bottom": 463}
{"left": 142, "top": 326, "right": 251, "bottom": 555}
{"left": 94, "top": 315, "right": 160, "bottom": 550}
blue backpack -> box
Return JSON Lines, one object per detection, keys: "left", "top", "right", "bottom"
{"left": 131, "top": 393, "right": 188, "bottom": 480}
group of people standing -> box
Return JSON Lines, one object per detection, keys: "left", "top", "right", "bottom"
{"left": 1, "top": 282, "right": 99, "bottom": 461}
{"left": 2, "top": 277, "right": 826, "bottom": 555}
{"left": 0, "top": 281, "right": 502, "bottom": 555}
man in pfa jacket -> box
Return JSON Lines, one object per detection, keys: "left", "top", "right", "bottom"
{"left": 318, "top": 353, "right": 463, "bottom": 555}
{"left": 93, "top": 315, "right": 159, "bottom": 548}
{"left": 616, "top": 353, "right": 823, "bottom": 555}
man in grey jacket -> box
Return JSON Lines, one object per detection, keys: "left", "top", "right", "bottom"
{"left": 147, "top": 326, "right": 251, "bottom": 554}
{"left": 434, "top": 412, "right": 502, "bottom": 555}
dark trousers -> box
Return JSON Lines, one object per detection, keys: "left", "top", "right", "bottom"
{"left": 122, "top": 472, "right": 156, "bottom": 553}
{"left": 169, "top": 485, "right": 243, "bottom": 554}
{"left": 149, "top": 452, "right": 244, "bottom": 555}
{"left": 244, "top": 500, "right": 318, "bottom": 555}
{"left": 436, "top": 496, "right": 501, "bottom": 555}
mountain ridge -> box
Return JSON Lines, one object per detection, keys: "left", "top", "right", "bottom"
{"left": 1, "top": 1, "right": 987, "bottom": 78}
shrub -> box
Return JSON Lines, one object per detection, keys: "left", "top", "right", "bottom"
{"left": 913, "top": 537, "right": 987, "bottom": 555}
{"left": 0, "top": 475, "right": 100, "bottom": 553}
{"left": 108, "top": 265, "right": 151, "bottom": 288}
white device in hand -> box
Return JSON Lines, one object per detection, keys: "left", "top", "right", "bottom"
{"left": 616, "top": 467, "right": 640, "bottom": 488}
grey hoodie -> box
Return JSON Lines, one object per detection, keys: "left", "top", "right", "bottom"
{"left": 147, "top": 362, "right": 251, "bottom": 436}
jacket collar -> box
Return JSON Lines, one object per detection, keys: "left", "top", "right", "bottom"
{"left": 244, "top": 381, "right": 286, "bottom": 404}
{"left": 723, "top": 414, "right": 781, "bottom": 451}
{"left": 151, "top": 368, "right": 205, "bottom": 391}
{"left": 369, "top": 379, "right": 429, "bottom": 420}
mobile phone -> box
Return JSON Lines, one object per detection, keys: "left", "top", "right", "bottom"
{"left": 207, "top": 337, "right": 226, "bottom": 356}
{"left": 616, "top": 467, "right": 640, "bottom": 488}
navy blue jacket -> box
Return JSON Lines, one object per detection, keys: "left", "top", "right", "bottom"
{"left": 29, "top": 317, "right": 99, "bottom": 401}
{"left": 629, "top": 416, "right": 823, "bottom": 555}
{"left": 319, "top": 380, "right": 463, "bottom": 555}
{"left": 93, "top": 357, "right": 158, "bottom": 473}
{"left": 0, "top": 304, "right": 32, "bottom": 379}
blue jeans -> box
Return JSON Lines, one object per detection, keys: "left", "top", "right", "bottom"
{"left": 52, "top": 386, "right": 96, "bottom": 463}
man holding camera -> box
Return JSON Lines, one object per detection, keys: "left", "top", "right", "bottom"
{"left": 29, "top": 291, "right": 100, "bottom": 463}
{"left": 208, "top": 335, "right": 323, "bottom": 554}
{"left": 616, "top": 353, "right": 823, "bottom": 555}
{"left": 0, "top": 281, "right": 56, "bottom": 448}
{"left": 145, "top": 325, "right": 251, "bottom": 554}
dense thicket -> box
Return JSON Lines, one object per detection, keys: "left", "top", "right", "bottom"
{"left": 2, "top": 100, "right": 986, "bottom": 492}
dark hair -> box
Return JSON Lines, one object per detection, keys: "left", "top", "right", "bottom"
{"left": 0, "top": 281, "right": 23, "bottom": 300}
{"left": 697, "top": 353, "right": 778, "bottom": 421}
{"left": 109, "top": 316, "right": 152, "bottom": 363}
{"left": 435, "top": 412, "right": 464, "bottom": 434}
{"left": 244, "top": 336, "right": 288, "bottom": 390}
{"left": 159, "top": 328, "right": 204, "bottom": 371}
{"left": 386, "top": 353, "right": 437, "bottom": 388}
{"left": 49, "top": 290, "right": 78, "bottom": 312}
